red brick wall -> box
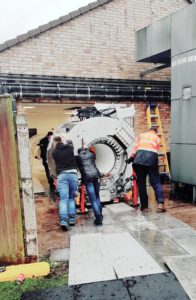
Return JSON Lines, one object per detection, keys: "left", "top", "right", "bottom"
{"left": 133, "top": 102, "right": 171, "bottom": 151}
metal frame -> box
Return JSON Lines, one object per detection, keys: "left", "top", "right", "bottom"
{"left": 140, "top": 64, "right": 170, "bottom": 78}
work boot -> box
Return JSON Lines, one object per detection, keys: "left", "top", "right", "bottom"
{"left": 94, "top": 219, "right": 103, "bottom": 227}
{"left": 141, "top": 208, "right": 150, "bottom": 213}
{"left": 157, "top": 203, "right": 166, "bottom": 213}
{"left": 140, "top": 207, "right": 149, "bottom": 212}
{"left": 60, "top": 220, "right": 70, "bottom": 231}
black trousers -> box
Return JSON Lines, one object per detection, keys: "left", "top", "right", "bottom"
{"left": 42, "top": 158, "right": 54, "bottom": 190}
{"left": 133, "top": 164, "right": 164, "bottom": 210}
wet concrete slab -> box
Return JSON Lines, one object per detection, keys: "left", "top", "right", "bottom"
{"left": 146, "top": 213, "right": 191, "bottom": 230}
{"left": 69, "top": 208, "right": 127, "bottom": 236}
{"left": 21, "top": 279, "right": 130, "bottom": 300}
{"left": 67, "top": 202, "right": 194, "bottom": 285}
{"left": 75, "top": 279, "right": 130, "bottom": 300}
{"left": 163, "top": 228, "right": 196, "bottom": 255}
{"left": 103, "top": 232, "right": 164, "bottom": 278}
{"left": 116, "top": 209, "right": 188, "bottom": 270}
{"left": 105, "top": 203, "right": 135, "bottom": 213}
{"left": 33, "top": 185, "right": 196, "bottom": 299}
{"left": 21, "top": 273, "right": 190, "bottom": 300}
{"left": 122, "top": 214, "right": 159, "bottom": 232}
{"left": 126, "top": 272, "right": 190, "bottom": 300}
{"left": 69, "top": 230, "right": 163, "bottom": 285}
{"left": 164, "top": 256, "right": 196, "bottom": 300}
{"left": 68, "top": 233, "right": 116, "bottom": 285}
{"left": 125, "top": 224, "right": 187, "bottom": 270}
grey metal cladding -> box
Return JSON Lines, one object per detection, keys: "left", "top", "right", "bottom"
{"left": 170, "top": 100, "right": 180, "bottom": 143}
{"left": 171, "top": 143, "right": 196, "bottom": 185}
{"left": 136, "top": 16, "right": 171, "bottom": 62}
{"left": 136, "top": 26, "right": 152, "bottom": 61}
{"left": 171, "top": 49, "right": 196, "bottom": 100}
{"left": 173, "top": 97, "right": 196, "bottom": 143}
{"left": 151, "top": 16, "right": 171, "bottom": 56}
{"left": 136, "top": 28, "right": 148, "bottom": 61}
{"left": 171, "top": 97, "right": 196, "bottom": 144}
{"left": 171, "top": 3, "right": 196, "bottom": 56}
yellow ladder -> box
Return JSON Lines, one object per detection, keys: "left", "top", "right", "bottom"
{"left": 146, "top": 104, "right": 170, "bottom": 178}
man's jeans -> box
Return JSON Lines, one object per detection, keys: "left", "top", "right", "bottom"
{"left": 85, "top": 178, "right": 102, "bottom": 222}
{"left": 57, "top": 173, "right": 78, "bottom": 222}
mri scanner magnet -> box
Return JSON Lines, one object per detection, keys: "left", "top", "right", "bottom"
{"left": 48, "top": 104, "right": 135, "bottom": 203}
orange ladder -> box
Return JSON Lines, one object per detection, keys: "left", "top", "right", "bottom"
{"left": 146, "top": 104, "right": 170, "bottom": 179}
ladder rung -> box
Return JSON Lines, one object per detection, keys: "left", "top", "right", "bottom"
{"left": 147, "top": 103, "right": 170, "bottom": 177}
{"left": 160, "top": 172, "right": 170, "bottom": 177}
{"left": 148, "top": 104, "right": 157, "bottom": 108}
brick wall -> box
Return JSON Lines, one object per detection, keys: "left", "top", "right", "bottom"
{"left": 0, "top": 0, "right": 187, "bottom": 150}
{"left": 133, "top": 101, "right": 171, "bottom": 151}
{"left": 0, "top": 0, "right": 188, "bottom": 79}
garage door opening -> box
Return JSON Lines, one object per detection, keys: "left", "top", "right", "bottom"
{"left": 22, "top": 103, "right": 84, "bottom": 193}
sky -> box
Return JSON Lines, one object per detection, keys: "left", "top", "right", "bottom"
{"left": 0, "top": 0, "right": 92, "bottom": 44}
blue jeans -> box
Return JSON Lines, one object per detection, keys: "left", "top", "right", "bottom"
{"left": 57, "top": 173, "right": 78, "bottom": 222}
{"left": 85, "top": 178, "right": 102, "bottom": 221}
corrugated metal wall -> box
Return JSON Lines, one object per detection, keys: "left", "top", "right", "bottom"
{"left": 0, "top": 95, "right": 24, "bottom": 263}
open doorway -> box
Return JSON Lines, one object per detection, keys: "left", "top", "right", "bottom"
{"left": 22, "top": 103, "right": 83, "bottom": 194}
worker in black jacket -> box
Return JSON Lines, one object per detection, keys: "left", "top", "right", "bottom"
{"left": 76, "top": 147, "right": 103, "bottom": 226}
{"left": 37, "top": 131, "right": 54, "bottom": 189}
{"left": 52, "top": 136, "right": 78, "bottom": 230}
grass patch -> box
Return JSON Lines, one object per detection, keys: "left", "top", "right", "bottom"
{"left": 0, "top": 261, "right": 68, "bottom": 300}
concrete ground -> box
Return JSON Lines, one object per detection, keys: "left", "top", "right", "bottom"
{"left": 27, "top": 185, "right": 196, "bottom": 300}
{"left": 35, "top": 184, "right": 196, "bottom": 257}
